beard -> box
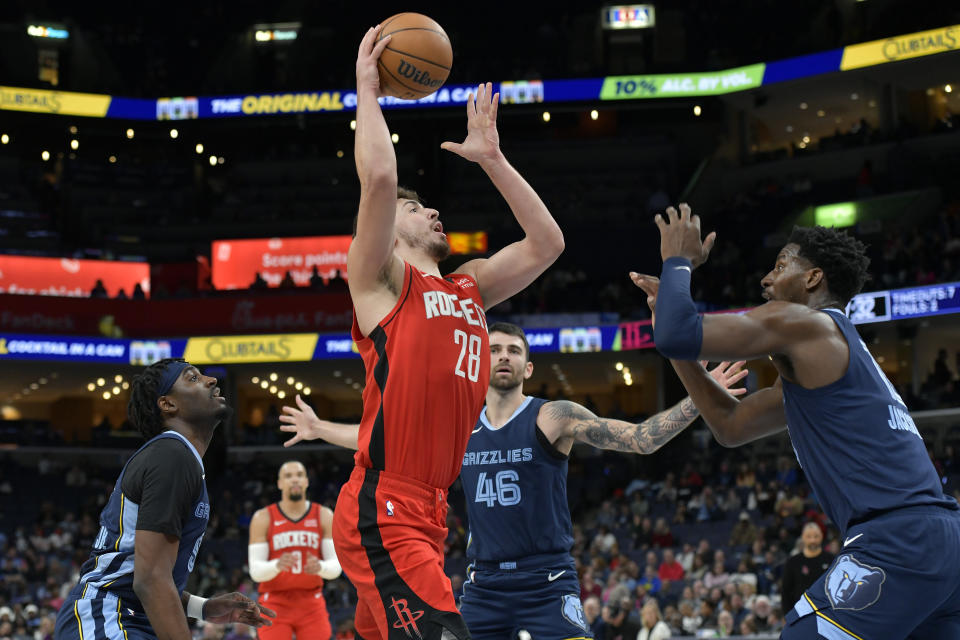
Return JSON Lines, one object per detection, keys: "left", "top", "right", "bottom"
{"left": 398, "top": 228, "right": 450, "bottom": 262}
{"left": 490, "top": 369, "right": 524, "bottom": 391}
{"left": 288, "top": 490, "right": 304, "bottom": 502}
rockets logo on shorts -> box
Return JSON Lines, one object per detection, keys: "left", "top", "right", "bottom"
{"left": 390, "top": 596, "right": 424, "bottom": 638}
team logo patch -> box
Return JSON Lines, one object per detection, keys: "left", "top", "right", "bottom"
{"left": 561, "top": 594, "right": 586, "bottom": 630}
{"left": 389, "top": 596, "right": 425, "bottom": 638}
{"left": 825, "top": 554, "right": 886, "bottom": 611}
{"left": 386, "top": 500, "right": 395, "bottom": 516}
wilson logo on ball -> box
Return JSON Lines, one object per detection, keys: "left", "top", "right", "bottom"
{"left": 396, "top": 60, "right": 444, "bottom": 89}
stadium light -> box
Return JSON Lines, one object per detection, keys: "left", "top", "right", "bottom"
{"left": 693, "top": 105, "right": 702, "bottom": 116}
{"left": 69, "top": 125, "right": 77, "bottom": 134}
{"left": 286, "top": 377, "right": 295, "bottom": 385}
{"left": 391, "top": 133, "right": 399, "bottom": 144}
{"left": 208, "top": 155, "right": 217, "bottom": 166}
{"left": 195, "top": 143, "right": 204, "bottom": 154}
{"left": 542, "top": 111, "right": 551, "bottom": 122}
{"left": 260, "top": 380, "right": 269, "bottom": 389}
{"left": 114, "top": 375, "right": 123, "bottom": 383}
{"left": 41, "top": 150, "right": 50, "bottom": 161}
{"left": 590, "top": 109, "right": 598, "bottom": 120}
{"left": 170, "top": 128, "right": 179, "bottom": 139}
{"left": 269, "top": 373, "right": 278, "bottom": 381}
{"left": 277, "top": 390, "right": 286, "bottom": 399}
{"left": 102, "top": 391, "right": 111, "bottom": 399}
{"left": 27, "top": 24, "right": 69, "bottom": 39}
{"left": 126, "top": 128, "right": 134, "bottom": 139}
{"left": 350, "top": 120, "right": 356, "bottom": 131}
{"left": 303, "top": 387, "right": 311, "bottom": 396}
{"left": 97, "top": 378, "right": 105, "bottom": 386}
{"left": 946, "top": 84, "right": 954, "bottom": 93}
{"left": 70, "top": 139, "right": 79, "bottom": 150}
{"left": 108, "top": 155, "right": 117, "bottom": 164}
{"left": 87, "top": 383, "right": 95, "bottom": 391}
{"left": 1, "top": 134, "right": 8, "bottom": 145}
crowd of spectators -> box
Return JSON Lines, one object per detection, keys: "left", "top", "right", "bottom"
{"left": 3, "top": 429, "right": 960, "bottom": 639}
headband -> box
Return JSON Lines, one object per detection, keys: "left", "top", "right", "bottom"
{"left": 157, "top": 361, "right": 191, "bottom": 397}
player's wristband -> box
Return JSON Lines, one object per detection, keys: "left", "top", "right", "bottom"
{"left": 187, "top": 595, "right": 207, "bottom": 620}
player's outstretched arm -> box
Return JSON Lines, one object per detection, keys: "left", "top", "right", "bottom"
{"left": 631, "top": 252, "right": 789, "bottom": 447}
{"left": 279, "top": 394, "right": 360, "bottom": 450}
{"left": 541, "top": 361, "right": 747, "bottom": 455}
{"left": 443, "top": 82, "right": 564, "bottom": 310}
{"left": 349, "top": 25, "right": 403, "bottom": 301}
{"left": 642, "top": 203, "right": 831, "bottom": 363}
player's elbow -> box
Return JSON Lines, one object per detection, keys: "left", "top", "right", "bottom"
{"left": 653, "top": 327, "right": 699, "bottom": 361}
{"left": 359, "top": 168, "right": 397, "bottom": 191}
{"left": 318, "top": 560, "right": 342, "bottom": 580}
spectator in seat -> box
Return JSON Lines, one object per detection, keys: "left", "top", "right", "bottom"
{"left": 638, "top": 599, "right": 672, "bottom": 640}
{"left": 729, "top": 511, "right": 759, "bottom": 546}
{"left": 651, "top": 517, "right": 674, "bottom": 548}
{"left": 658, "top": 548, "right": 685, "bottom": 582}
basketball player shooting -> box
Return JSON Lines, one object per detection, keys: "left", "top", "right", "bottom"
{"left": 332, "top": 25, "right": 564, "bottom": 640}
{"left": 632, "top": 203, "right": 960, "bottom": 640}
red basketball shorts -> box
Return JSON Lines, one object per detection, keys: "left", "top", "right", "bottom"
{"left": 333, "top": 466, "right": 469, "bottom": 640}
{"left": 257, "top": 588, "right": 332, "bottom": 640}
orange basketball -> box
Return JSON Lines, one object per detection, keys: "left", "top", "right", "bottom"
{"left": 377, "top": 13, "right": 452, "bottom": 100}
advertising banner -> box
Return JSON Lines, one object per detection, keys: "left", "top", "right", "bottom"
{"left": 211, "top": 236, "right": 352, "bottom": 290}
{"left": 0, "top": 292, "right": 353, "bottom": 337}
{"left": 0, "top": 255, "right": 149, "bottom": 298}
{"left": 841, "top": 24, "right": 960, "bottom": 70}
{"left": 0, "top": 85, "right": 111, "bottom": 117}
{"left": 600, "top": 64, "right": 765, "bottom": 100}
{"left": 183, "top": 333, "right": 319, "bottom": 364}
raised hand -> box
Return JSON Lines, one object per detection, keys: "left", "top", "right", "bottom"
{"left": 203, "top": 592, "right": 276, "bottom": 627}
{"left": 629, "top": 272, "right": 660, "bottom": 324}
{"left": 654, "top": 203, "right": 716, "bottom": 268}
{"left": 440, "top": 82, "right": 501, "bottom": 163}
{"left": 279, "top": 394, "right": 324, "bottom": 447}
{"left": 705, "top": 360, "right": 749, "bottom": 397}
{"left": 356, "top": 25, "right": 391, "bottom": 95}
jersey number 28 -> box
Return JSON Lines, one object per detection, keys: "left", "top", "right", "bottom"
{"left": 454, "top": 329, "right": 482, "bottom": 382}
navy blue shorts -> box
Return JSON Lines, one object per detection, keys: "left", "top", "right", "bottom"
{"left": 56, "top": 593, "right": 155, "bottom": 640}
{"left": 781, "top": 505, "right": 960, "bottom": 640}
{"left": 459, "top": 554, "right": 592, "bottom": 640}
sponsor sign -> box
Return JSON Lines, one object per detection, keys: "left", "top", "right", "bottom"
{"left": 601, "top": 64, "right": 765, "bottom": 99}
{"left": 0, "top": 255, "right": 149, "bottom": 298}
{"left": 212, "top": 236, "right": 351, "bottom": 290}
{"left": 841, "top": 24, "right": 960, "bottom": 70}
{"left": 183, "top": 334, "right": 319, "bottom": 364}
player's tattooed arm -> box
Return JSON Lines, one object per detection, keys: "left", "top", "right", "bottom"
{"left": 547, "top": 399, "right": 699, "bottom": 454}
{"left": 545, "top": 361, "right": 747, "bottom": 454}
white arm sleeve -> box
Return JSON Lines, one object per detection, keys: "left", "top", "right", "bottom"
{"left": 318, "top": 538, "right": 342, "bottom": 580}
{"left": 248, "top": 542, "right": 281, "bottom": 582}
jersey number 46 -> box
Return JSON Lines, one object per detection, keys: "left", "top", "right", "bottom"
{"left": 474, "top": 470, "right": 522, "bottom": 507}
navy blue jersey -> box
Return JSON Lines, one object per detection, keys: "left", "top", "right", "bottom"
{"left": 781, "top": 309, "right": 957, "bottom": 532}
{"left": 460, "top": 396, "right": 574, "bottom": 562}
{"left": 72, "top": 431, "right": 210, "bottom": 613}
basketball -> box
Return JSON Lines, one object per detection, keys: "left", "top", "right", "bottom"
{"left": 377, "top": 13, "right": 452, "bottom": 100}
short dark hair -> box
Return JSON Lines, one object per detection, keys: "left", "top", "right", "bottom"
{"left": 488, "top": 322, "right": 530, "bottom": 361}
{"left": 353, "top": 186, "right": 424, "bottom": 237}
{"left": 128, "top": 358, "right": 185, "bottom": 440}
{"left": 787, "top": 225, "right": 870, "bottom": 306}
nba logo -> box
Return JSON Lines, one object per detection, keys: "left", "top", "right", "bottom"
{"left": 386, "top": 500, "right": 395, "bottom": 516}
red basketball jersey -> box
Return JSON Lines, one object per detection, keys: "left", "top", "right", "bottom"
{"left": 258, "top": 502, "right": 324, "bottom": 593}
{"left": 352, "top": 263, "right": 490, "bottom": 489}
